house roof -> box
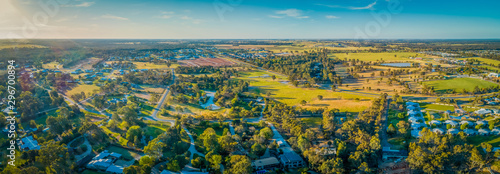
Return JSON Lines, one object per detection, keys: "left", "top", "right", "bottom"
{"left": 252, "top": 157, "right": 280, "bottom": 168}
{"left": 106, "top": 165, "right": 124, "bottom": 174}
{"left": 479, "top": 129, "right": 491, "bottom": 134}
{"left": 447, "top": 128, "right": 460, "bottom": 134}
{"left": 463, "top": 129, "right": 477, "bottom": 135}
{"left": 445, "top": 120, "right": 458, "bottom": 125}
{"left": 280, "top": 152, "right": 303, "bottom": 163}
{"left": 20, "top": 136, "right": 40, "bottom": 151}
{"left": 432, "top": 128, "right": 444, "bottom": 134}
{"left": 429, "top": 120, "right": 442, "bottom": 125}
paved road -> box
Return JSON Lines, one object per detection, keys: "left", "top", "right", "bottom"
{"left": 144, "top": 68, "right": 177, "bottom": 126}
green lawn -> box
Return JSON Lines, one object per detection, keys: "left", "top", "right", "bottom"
{"left": 106, "top": 146, "right": 144, "bottom": 161}
{"left": 301, "top": 117, "right": 322, "bottom": 128}
{"left": 467, "top": 135, "right": 500, "bottom": 146}
{"left": 423, "top": 78, "right": 498, "bottom": 94}
{"left": 420, "top": 103, "right": 455, "bottom": 111}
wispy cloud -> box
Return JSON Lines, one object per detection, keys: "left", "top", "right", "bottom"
{"left": 271, "top": 9, "right": 309, "bottom": 19}
{"left": 158, "top": 15, "right": 173, "bottom": 19}
{"left": 62, "top": 2, "right": 95, "bottom": 7}
{"left": 316, "top": 1, "right": 377, "bottom": 10}
{"left": 349, "top": 1, "right": 377, "bottom": 10}
{"left": 180, "top": 16, "right": 205, "bottom": 24}
{"left": 268, "top": 15, "right": 284, "bottom": 19}
{"left": 325, "top": 15, "right": 340, "bottom": 19}
{"left": 161, "top": 11, "right": 175, "bottom": 15}
{"left": 101, "top": 14, "right": 128, "bottom": 21}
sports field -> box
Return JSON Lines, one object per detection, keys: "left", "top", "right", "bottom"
{"left": 423, "top": 78, "right": 498, "bottom": 93}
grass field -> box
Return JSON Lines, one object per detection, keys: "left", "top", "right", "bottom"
{"left": 423, "top": 78, "right": 498, "bottom": 93}
{"left": 458, "top": 57, "right": 500, "bottom": 66}
{"left": 42, "top": 61, "right": 62, "bottom": 69}
{"left": 236, "top": 69, "right": 372, "bottom": 111}
{"left": 420, "top": 103, "right": 455, "bottom": 111}
{"left": 331, "top": 52, "right": 423, "bottom": 62}
{"left": 467, "top": 135, "right": 500, "bottom": 146}
{"left": 301, "top": 117, "right": 322, "bottom": 128}
{"left": 106, "top": 61, "right": 178, "bottom": 69}
{"left": 66, "top": 84, "right": 101, "bottom": 96}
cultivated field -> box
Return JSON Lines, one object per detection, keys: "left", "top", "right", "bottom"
{"left": 179, "top": 58, "right": 236, "bottom": 67}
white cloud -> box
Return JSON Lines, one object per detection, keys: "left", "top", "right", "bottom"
{"left": 62, "top": 2, "right": 95, "bottom": 7}
{"left": 268, "top": 15, "right": 284, "bottom": 19}
{"left": 101, "top": 14, "right": 128, "bottom": 21}
{"left": 349, "top": 1, "right": 377, "bottom": 10}
{"left": 316, "top": 1, "right": 377, "bottom": 10}
{"left": 271, "top": 9, "right": 309, "bottom": 19}
{"left": 161, "top": 11, "right": 175, "bottom": 15}
{"left": 180, "top": 16, "right": 192, "bottom": 20}
{"left": 158, "top": 15, "right": 172, "bottom": 19}
{"left": 325, "top": 15, "right": 340, "bottom": 19}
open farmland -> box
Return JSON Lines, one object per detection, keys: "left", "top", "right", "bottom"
{"left": 178, "top": 58, "right": 236, "bottom": 67}
{"left": 423, "top": 78, "right": 498, "bottom": 94}
{"left": 236, "top": 69, "right": 373, "bottom": 111}
{"left": 331, "top": 52, "right": 424, "bottom": 62}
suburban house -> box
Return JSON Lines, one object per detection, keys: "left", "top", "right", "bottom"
{"left": 251, "top": 157, "right": 280, "bottom": 172}
{"left": 18, "top": 136, "right": 41, "bottom": 151}
{"left": 279, "top": 152, "right": 305, "bottom": 169}
{"left": 86, "top": 150, "right": 124, "bottom": 174}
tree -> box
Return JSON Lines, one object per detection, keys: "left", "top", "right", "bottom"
{"left": 124, "top": 165, "right": 143, "bottom": 174}
{"left": 317, "top": 95, "right": 323, "bottom": 100}
{"left": 396, "top": 120, "right": 409, "bottom": 135}
{"left": 319, "top": 158, "right": 344, "bottom": 174}
{"left": 200, "top": 128, "right": 218, "bottom": 152}
{"left": 259, "top": 127, "right": 273, "bottom": 139}
{"left": 35, "top": 140, "right": 70, "bottom": 173}
{"left": 300, "top": 100, "right": 307, "bottom": 106}
{"left": 126, "top": 126, "right": 143, "bottom": 146}
{"left": 461, "top": 123, "right": 468, "bottom": 130}
{"left": 228, "top": 155, "right": 252, "bottom": 174}
{"left": 144, "top": 138, "right": 166, "bottom": 159}
{"left": 387, "top": 124, "right": 396, "bottom": 136}
{"left": 271, "top": 75, "right": 276, "bottom": 81}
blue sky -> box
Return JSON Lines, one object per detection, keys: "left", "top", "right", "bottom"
{"left": 1, "top": 0, "right": 499, "bottom": 39}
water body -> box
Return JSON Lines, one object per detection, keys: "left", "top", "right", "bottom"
{"left": 381, "top": 63, "right": 412, "bottom": 67}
